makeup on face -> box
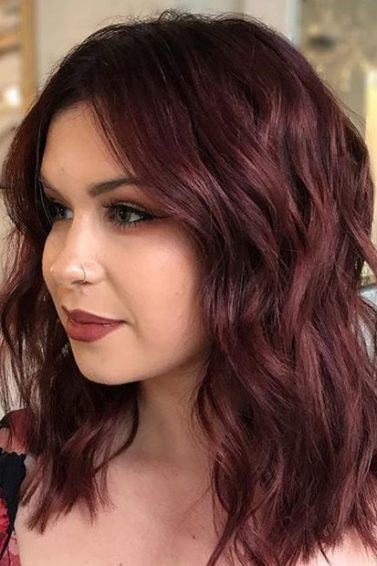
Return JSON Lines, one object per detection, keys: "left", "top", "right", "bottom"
{"left": 65, "top": 317, "right": 126, "bottom": 342}
{"left": 63, "top": 306, "right": 127, "bottom": 343}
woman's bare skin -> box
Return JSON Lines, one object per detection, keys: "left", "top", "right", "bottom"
{"left": 13, "top": 448, "right": 377, "bottom": 566}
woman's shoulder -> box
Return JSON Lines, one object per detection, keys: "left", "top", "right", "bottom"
{"left": 0, "top": 409, "right": 28, "bottom": 565}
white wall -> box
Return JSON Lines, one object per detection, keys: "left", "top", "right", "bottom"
{"left": 36, "top": 0, "right": 174, "bottom": 87}
{"left": 242, "top": 0, "right": 299, "bottom": 42}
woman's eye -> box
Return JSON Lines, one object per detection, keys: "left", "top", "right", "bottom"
{"left": 45, "top": 201, "right": 66, "bottom": 222}
{"left": 104, "top": 202, "right": 155, "bottom": 230}
{"left": 43, "top": 198, "right": 155, "bottom": 231}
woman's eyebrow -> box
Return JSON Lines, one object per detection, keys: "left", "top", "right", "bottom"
{"left": 38, "top": 172, "right": 146, "bottom": 197}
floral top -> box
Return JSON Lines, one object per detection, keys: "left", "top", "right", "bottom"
{"left": 0, "top": 411, "right": 27, "bottom": 566}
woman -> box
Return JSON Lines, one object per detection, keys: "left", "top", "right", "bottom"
{"left": 0, "top": 8, "right": 376, "bottom": 566}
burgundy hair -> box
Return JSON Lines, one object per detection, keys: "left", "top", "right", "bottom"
{"left": 1, "top": 9, "right": 377, "bottom": 565}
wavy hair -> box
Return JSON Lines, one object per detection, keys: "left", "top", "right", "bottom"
{"left": 1, "top": 9, "right": 377, "bottom": 565}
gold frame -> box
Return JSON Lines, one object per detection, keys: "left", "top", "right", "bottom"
{"left": 20, "top": 0, "right": 36, "bottom": 112}
{"left": 0, "top": 0, "right": 36, "bottom": 118}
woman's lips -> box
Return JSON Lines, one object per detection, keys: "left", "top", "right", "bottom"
{"left": 66, "top": 318, "right": 125, "bottom": 342}
{"left": 62, "top": 306, "right": 123, "bottom": 324}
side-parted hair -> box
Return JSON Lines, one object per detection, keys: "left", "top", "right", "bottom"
{"left": 1, "top": 9, "right": 377, "bottom": 565}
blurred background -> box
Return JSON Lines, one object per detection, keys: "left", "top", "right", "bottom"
{"left": 0, "top": 0, "right": 375, "bottom": 293}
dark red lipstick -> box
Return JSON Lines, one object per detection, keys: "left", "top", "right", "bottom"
{"left": 62, "top": 306, "right": 125, "bottom": 342}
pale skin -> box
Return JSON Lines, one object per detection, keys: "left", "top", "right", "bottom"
{"left": 11, "top": 102, "right": 377, "bottom": 565}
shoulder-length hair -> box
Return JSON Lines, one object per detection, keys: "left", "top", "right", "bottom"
{"left": 1, "top": 9, "right": 377, "bottom": 566}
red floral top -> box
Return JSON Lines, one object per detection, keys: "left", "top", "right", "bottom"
{"left": 0, "top": 411, "right": 28, "bottom": 566}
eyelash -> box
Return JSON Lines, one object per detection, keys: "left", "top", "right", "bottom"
{"left": 43, "top": 197, "right": 155, "bottom": 231}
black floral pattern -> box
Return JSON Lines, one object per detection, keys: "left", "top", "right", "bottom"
{"left": 0, "top": 414, "right": 27, "bottom": 565}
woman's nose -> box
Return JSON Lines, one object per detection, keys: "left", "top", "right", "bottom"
{"left": 49, "top": 257, "right": 107, "bottom": 287}
{"left": 47, "top": 221, "right": 104, "bottom": 286}
{"left": 49, "top": 263, "right": 87, "bottom": 286}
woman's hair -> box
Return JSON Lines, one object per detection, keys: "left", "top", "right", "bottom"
{"left": 1, "top": 8, "right": 377, "bottom": 565}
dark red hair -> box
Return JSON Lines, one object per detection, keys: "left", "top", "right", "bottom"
{"left": 1, "top": 9, "right": 377, "bottom": 565}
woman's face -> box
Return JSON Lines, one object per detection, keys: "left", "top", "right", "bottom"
{"left": 41, "top": 103, "right": 210, "bottom": 387}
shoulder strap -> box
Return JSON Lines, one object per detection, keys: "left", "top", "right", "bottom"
{"left": 0, "top": 409, "right": 29, "bottom": 455}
